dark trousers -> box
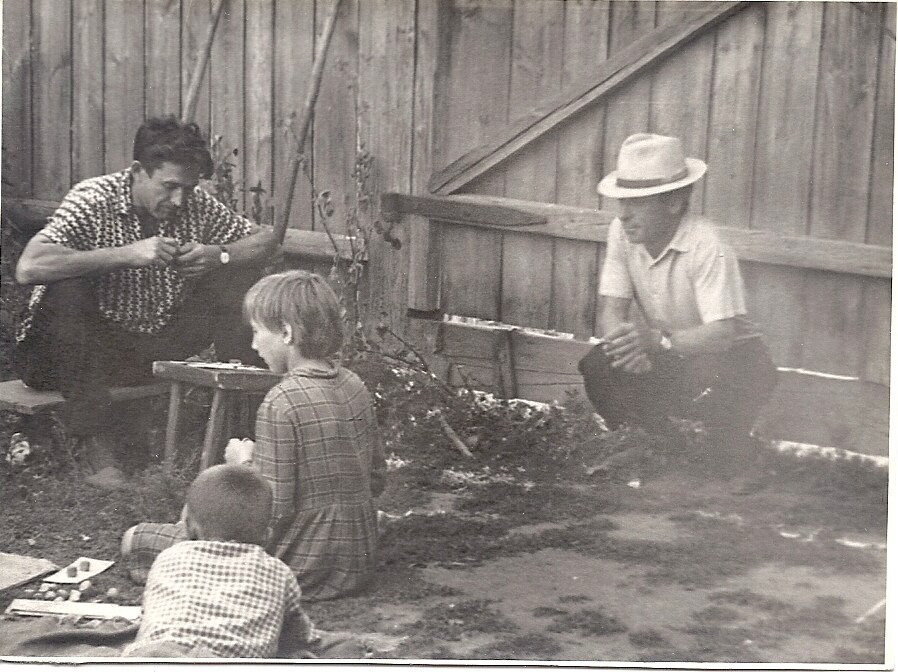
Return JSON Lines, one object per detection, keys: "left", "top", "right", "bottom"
{"left": 14, "top": 267, "right": 262, "bottom": 436}
{"left": 577, "top": 338, "right": 778, "bottom": 440}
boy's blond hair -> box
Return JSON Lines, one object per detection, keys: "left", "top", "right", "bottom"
{"left": 185, "top": 465, "right": 272, "bottom": 545}
{"left": 242, "top": 270, "right": 343, "bottom": 360}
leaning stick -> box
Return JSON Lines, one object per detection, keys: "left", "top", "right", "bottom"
{"left": 436, "top": 412, "right": 473, "bottom": 458}
{"left": 273, "top": 0, "right": 344, "bottom": 246}
{"left": 181, "top": 0, "right": 227, "bottom": 124}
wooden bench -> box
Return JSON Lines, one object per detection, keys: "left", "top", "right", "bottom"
{"left": 0, "top": 379, "right": 169, "bottom": 415}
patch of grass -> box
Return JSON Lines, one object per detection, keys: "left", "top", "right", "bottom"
{"left": 458, "top": 482, "right": 620, "bottom": 522}
{"left": 628, "top": 629, "right": 670, "bottom": 649}
{"left": 469, "top": 633, "right": 562, "bottom": 660}
{"left": 531, "top": 606, "right": 568, "bottom": 618}
{"left": 557, "top": 594, "right": 591, "bottom": 604}
{"left": 546, "top": 608, "right": 627, "bottom": 637}
{"left": 692, "top": 606, "right": 742, "bottom": 624}
{"left": 709, "top": 589, "right": 791, "bottom": 613}
{"left": 407, "top": 600, "right": 517, "bottom": 642}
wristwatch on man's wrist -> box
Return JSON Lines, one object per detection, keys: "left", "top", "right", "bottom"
{"left": 219, "top": 245, "right": 230, "bottom": 265}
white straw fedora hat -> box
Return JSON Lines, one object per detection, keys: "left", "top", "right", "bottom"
{"left": 597, "top": 133, "right": 707, "bottom": 199}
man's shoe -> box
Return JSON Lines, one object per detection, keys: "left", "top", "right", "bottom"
{"left": 84, "top": 466, "right": 130, "bottom": 491}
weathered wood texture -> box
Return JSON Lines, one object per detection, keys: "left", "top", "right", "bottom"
{"left": 2, "top": 0, "right": 893, "bottom": 403}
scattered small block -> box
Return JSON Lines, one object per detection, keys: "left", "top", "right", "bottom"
{"left": 44, "top": 557, "right": 114, "bottom": 584}
{"left": 5, "top": 598, "right": 141, "bottom": 622}
{"left": 0, "top": 552, "right": 58, "bottom": 593}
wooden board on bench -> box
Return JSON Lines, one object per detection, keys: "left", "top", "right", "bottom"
{"left": 0, "top": 380, "right": 168, "bottom": 415}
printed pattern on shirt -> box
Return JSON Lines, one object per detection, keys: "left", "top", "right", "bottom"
{"left": 124, "top": 540, "right": 309, "bottom": 659}
{"left": 17, "top": 170, "right": 251, "bottom": 341}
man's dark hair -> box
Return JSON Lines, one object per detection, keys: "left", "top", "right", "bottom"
{"left": 132, "top": 115, "right": 213, "bottom": 177}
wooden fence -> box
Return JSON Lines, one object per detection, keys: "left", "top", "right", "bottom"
{"left": 2, "top": 0, "right": 893, "bottom": 451}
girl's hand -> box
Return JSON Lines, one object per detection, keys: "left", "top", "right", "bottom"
{"left": 224, "top": 438, "right": 255, "bottom": 465}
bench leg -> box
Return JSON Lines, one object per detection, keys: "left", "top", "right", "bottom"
{"left": 163, "top": 382, "right": 183, "bottom": 468}
{"left": 201, "top": 390, "right": 233, "bottom": 470}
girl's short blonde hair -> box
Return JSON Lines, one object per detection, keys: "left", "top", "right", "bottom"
{"left": 243, "top": 270, "right": 343, "bottom": 360}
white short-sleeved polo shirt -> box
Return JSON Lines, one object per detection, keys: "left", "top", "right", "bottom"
{"left": 599, "top": 215, "right": 761, "bottom": 341}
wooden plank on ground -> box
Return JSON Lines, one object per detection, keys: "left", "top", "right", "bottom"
{"left": 32, "top": 0, "right": 72, "bottom": 200}
{"left": 433, "top": 0, "right": 513, "bottom": 197}
{"left": 0, "top": 380, "right": 169, "bottom": 415}
{"left": 105, "top": 0, "right": 146, "bottom": 172}
{"left": 272, "top": 0, "right": 313, "bottom": 232}
{"left": 312, "top": 0, "right": 359, "bottom": 232}
{"left": 555, "top": 0, "right": 611, "bottom": 209}
{"left": 703, "top": 2, "right": 764, "bottom": 227}
{"left": 181, "top": 0, "right": 212, "bottom": 131}
{"left": 598, "top": 0, "right": 656, "bottom": 211}
{"left": 210, "top": 0, "right": 244, "bottom": 209}
{"left": 432, "top": 1, "right": 748, "bottom": 197}
{"left": 358, "top": 0, "right": 416, "bottom": 334}
{"left": 2, "top": 0, "right": 33, "bottom": 196}
{"left": 650, "top": 1, "right": 715, "bottom": 208}
{"left": 72, "top": 0, "right": 105, "bottom": 183}
{"left": 145, "top": 0, "right": 182, "bottom": 117}
{"left": 866, "top": 1, "right": 895, "bottom": 249}
{"left": 755, "top": 372, "right": 890, "bottom": 457}
{"left": 243, "top": 0, "right": 274, "bottom": 223}
{"left": 862, "top": 278, "right": 891, "bottom": 387}
{"left": 801, "top": 2, "right": 880, "bottom": 376}
{"left": 749, "top": 1, "right": 823, "bottom": 371}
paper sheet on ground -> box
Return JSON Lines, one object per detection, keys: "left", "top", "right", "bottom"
{"left": 5, "top": 598, "right": 142, "bottom": 621}
{"left": 44, "top": 557, "right": 114, "bottom": 584}
{"left": 0, "top": 553, "right": 58, "bottom": 592}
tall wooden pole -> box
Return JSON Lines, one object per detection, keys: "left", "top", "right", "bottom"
{"left": 181, "top": 0, "right": 227, "bottom": 124}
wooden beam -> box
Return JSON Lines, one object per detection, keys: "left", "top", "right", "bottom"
{"left": 428, "top": 1, "right": 748, "bottom": 195}
{"left": 1, "top": 198, "right": 359, "bottom": 263}
{"left": 381, "top": 192, "right": 546, "bottom": 227}
{"left": 384, "top": 194, "right": 892, "bottom": 278}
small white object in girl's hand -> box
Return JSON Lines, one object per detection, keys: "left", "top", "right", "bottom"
{"left": 224, "top": 438, "right": 255, "bottom": 466}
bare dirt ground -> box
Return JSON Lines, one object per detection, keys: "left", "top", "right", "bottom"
{"left": 0, "top": 358, "right": 888, "bottom": 664}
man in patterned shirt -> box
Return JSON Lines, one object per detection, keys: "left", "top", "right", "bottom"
{"left": 14, "top": 116, "right": 277, "bottom": 489}
{"left": 123, "top": 464, "right": 315, "bottom": 658}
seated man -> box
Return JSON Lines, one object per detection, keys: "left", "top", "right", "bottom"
{"left": 578, "top": 133, "right": 777, "bottom": 450}
{"left": 14, "top": 116, "right": 277, "bottom": 489}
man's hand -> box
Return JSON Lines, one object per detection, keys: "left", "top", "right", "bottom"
{"left": 128, "top": 236, "right": 180, "bottom": 268}
{"left": 602, "top": 322, "right": 661, "bottom": 373}
{"left": 173, "top": 242, "right": 217, "bottom": 278}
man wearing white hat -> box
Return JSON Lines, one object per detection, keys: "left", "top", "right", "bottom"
{"left": 578, "top": 133, "right": 777, "bottom": 449}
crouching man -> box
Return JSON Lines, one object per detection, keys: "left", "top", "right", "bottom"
{"left": 14, "top": 116, "right": 277, "bottom": 489}
{"left": 578, "top": 133, "right": 777, "bottom": 450}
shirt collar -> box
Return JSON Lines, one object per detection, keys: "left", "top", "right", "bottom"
{"left": 288, "top": 361, "right": 340, "bottom": 379}
{"left": 115, "top": 169, "right": 135, "bottom": 218}
{"left": 646, "top": 216, "right": 695, "bottom": 264}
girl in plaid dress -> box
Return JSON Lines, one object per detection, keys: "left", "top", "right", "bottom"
{"left": 123, "top": 271, "right": 385, "bottom": 602}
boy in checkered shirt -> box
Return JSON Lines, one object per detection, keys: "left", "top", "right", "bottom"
{"left": 123, "top": 464, "right": 315, "bottom": 658}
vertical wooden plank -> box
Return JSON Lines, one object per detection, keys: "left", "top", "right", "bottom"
{"left": 650, "top": 1, "right": 715, "bottom": 209}
{"left": 862, "top": 4, "right": 894, "bottom": 387}
{"left": 556, "top": 0, "right": 610, "bottom": 209}
{"left": 598, "top": 0, "right": 656, "bottom": 210}
{"left": 434, "top": 0, "right": 512, "bottom": 197}
{"left": 500, "top": 0, "right": 564, "bottom": 329}
{"left": 105, "top": 0, "right": 146, "bottom": 172}
{"left": 551, "top": 240, "right": 601, "bottom": 338}
{"left": 272, "top": 0, "right": 313, "bottom": 232}
{"left": 3, "top": 0, "right": 33, "bottom": 196}
{"left": 312, "top": 0, "right": 359, "bottom": 232}
{"left": 210, "top": 0, "right": 244, "bottom": 207}
{"left": 181, "top": 0, "right": 211, "bottom": 131}
{"left": 144, "top": 0, "right": 182, "bottom": 118}
{"left": 244, "top": 0, "right": 274, "bottom": 220}
{"left": 32, "top": 0, "right": 72, "bottom": 200}
{"left": 704, "top": 3, "right": 764, "bottom": 229}
{"left": 435, "top": 0, "right": 511, "bottom": 321}
{"left": 358, "top": 0, "right": 416, "bottom": 331}
{"left": 73, "top": 0, "right": 105, "bottom": 183}
{"left": 867, "top": 2, "right": 895, "bottom": 248}
{"left": 748, "top": 2, "right": 823, "bottom": 369}
{"left": 801, "top": 2, "right": 880, "bottom": 376}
